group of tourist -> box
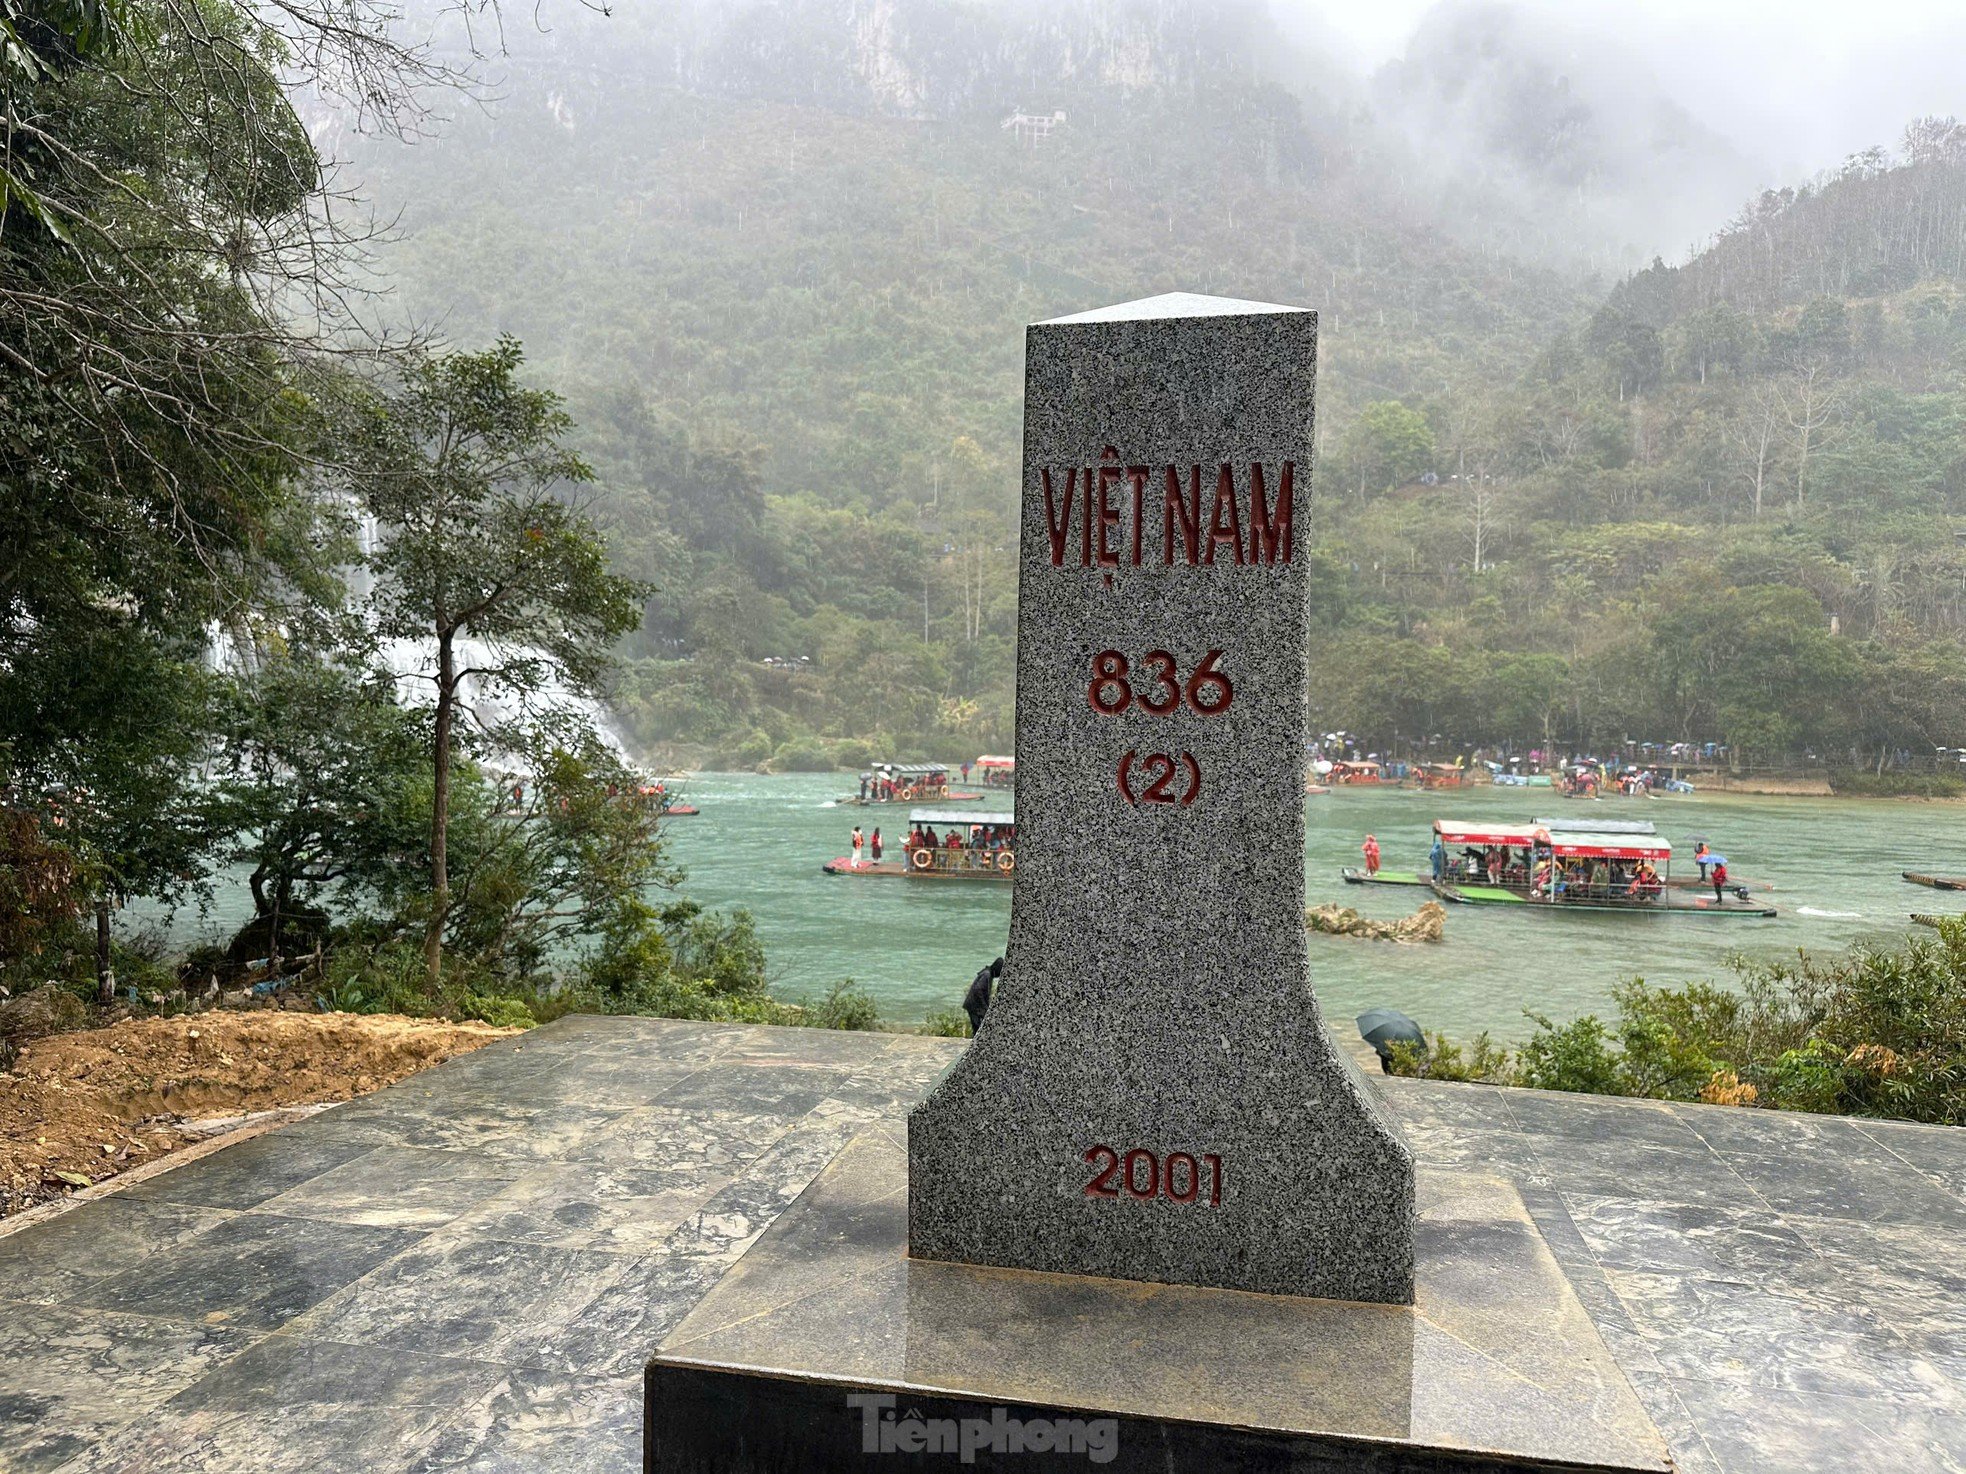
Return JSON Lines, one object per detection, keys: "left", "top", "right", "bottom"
{"left": 847, "top": 825, "right": 885, "bottom": 866}
{"left": 846, "top": 822, "right": 1018, "bottom": 869}
{"left": 1404, "top": 835, "right": 1676, "bottom": 905}
{"left": 914, "top": 822, "right": 1015, "bottom": 872}
{"left": 1530, "top": 856, "right": 1665, "bottom": 903}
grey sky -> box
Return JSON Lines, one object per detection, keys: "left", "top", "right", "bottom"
{"left": 1293, "top": 0, "right": 1966, "bottom": 185}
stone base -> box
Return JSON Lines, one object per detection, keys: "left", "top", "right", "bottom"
{"left": 645, "top": 1130, "right": 1670, "bottom": 1474}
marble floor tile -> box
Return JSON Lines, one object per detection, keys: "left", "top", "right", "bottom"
{"left": 249, "top": 1146, "right": 524, "bottom": 1230}
{"left": 0, "top": 1196, "right": 234, "bottom": 1305}
{"left": 0, "top": 1300, "right": 252, "bottom": 1473}
{"left": 409, "top": 1368, "right": 642, "bottom": 1474}
{"left": 169, "top": 1331, "right": 506, "bottom": 1410}
{"left": 1857, "top": 1116, "right": 1966, "bottom": 1200}
{"left": 469, "top": 1058, "right": 707, "bottom": 1112}
{"left": 1521, "top": 1142, "right": 1766, "bottom": 1209}
{"left": 63, "top": 1212, "right": 423, "bottom": 1331}
{"left": 1624, "top": 1372, "right": 1726, "bottom": 1474}
{"left": 120, "top": 1129, "right": 380, "bottom": 1212}
{"left": 1510, "top": 1089, "right": 1718, "bottom": 1156}
{"left": 52, "top": 1401, "right": 460, "bottom": 1474}
{"left": 1378, "top": 1078, "right": 1527, "bottom": 1134}
{"left": 718, "top": 1026, "right": 899, "bottom": 1067}
{"left": 533, "top": 1252, "right": 728, "bottom": 1380}
{"left": 1783, "top": 1215, "right": 1966, "bottom": 1303}
{"left": 1512, "top": 1183, "right": 1596, "bottom": 1266}
{"left": 1604, "top": 1266, "right": 1953, "bottom": 1405}
{"left": 443, "top": 1157, "right": 739, "bottom": 1253}
{"left": 823, "top": 1046, "right": 957, "bottom": 1115}
{"left": 1561, "top": 1195, "right": 1820, "bottom": 1282}
{"left": 569, "top": 1105, "right": 795, "bottom": 1174}
{"left": 652, "top": 1117, "right": 868, "bottom": 1266}
{"left": 312, "top": 1102, "right": 634, "bottom": 1163}
{"left": 1672, "top": 1101, "right": 1903, "bottom": 1156}
{"left": 286, "top": 1230, "right": 647, "bottom": 1372}
{"left": 562, "top": 1019, "right": 750, "bottom": 1062}
{"left": 1701, "top": 1138, "right": 1966, "bottom": 1231}
{"left": 1673, "top": 1377, "right": 1966, "bottom": 1474}
{"left": 636, "top": 1061, "right": 847, "bottom": 1119}
{"left": 1389, "top": 1120, "right": 1546, "bottom": 1174}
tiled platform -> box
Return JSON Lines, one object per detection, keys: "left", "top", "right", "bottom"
{"left": 3, "top": 1015, "right": 1965, "bottom": 1472}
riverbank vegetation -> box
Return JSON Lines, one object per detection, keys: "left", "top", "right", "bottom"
{"left": 0, "top": 0, "right": 849, "bottom": 1032}
{"left": 1390, "top": 919, "right": 1966, "bottom": 1125}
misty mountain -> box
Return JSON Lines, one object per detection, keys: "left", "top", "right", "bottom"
{"left": 334, "top": 0, "right": 1966, "bottom": 767}
{"left": 1370, "top": 0, "right": 1766, "bottom": 266}
{"left": 348, "top": 0, "right": 1587, "bottom": 505}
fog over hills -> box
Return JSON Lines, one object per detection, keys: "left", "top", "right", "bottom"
{"left": 327, "top": 0, "right": 1966, "bottom": 766}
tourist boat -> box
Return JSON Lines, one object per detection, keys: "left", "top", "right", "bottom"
{"left": 1405, "top": 761, "right": 1470, "bottom": 791}
{"left": 1903, "top": 871, "right": 1966, "bottom": 891}
{"left": 1432, "top": 828, "right": 1776, "bottom": 918}
{"left": 840, "top": 762, "right": 982, "bottom": 806}
{"left": 1326, "top": 759, "right": 1384, "bottom": 785}
{"left": 821, "top": 808, "right": 1015, "bottom": 880}
{"left": 635, "top": 780, "right": 698, "bottom": 816}
{"left": 1534, "top": 818, "right": 1766, "bottom": 891}
{"left": 975, "top": 754, "right": 1015, "bottom": 790}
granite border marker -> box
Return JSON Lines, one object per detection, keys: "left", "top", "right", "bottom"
{"left": 908, "top": 292, "right": 1416, "bottom": 1303}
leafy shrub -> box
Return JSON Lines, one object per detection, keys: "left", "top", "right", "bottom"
{"left": 1392, "top": 920, "right": 1966, "bottom": 1124}
{"left": 806, "top": 978, "right": 879, "bottom": 1031}
{"left": 1516, "top": 1013, "right": 1627, "bottom": 1095}
{"left": 1386, "top": 1030, "right": 1512, "bottom": 1083}
{"left": 318, "top": 939, "right": 441, "bottom": 1016}
{"left": 770, "top": 739, "right": 834, "bottom": 773}
{"left": 460, "top": 993, "right": 538, "bottom": 1029}
{"left": 832, "top": 737, "right": 881, "bottom": 771}
{"left": 922, "top": 1007, "right": 972, "bottom": 1038}
{"left": 730, "top": 729, "right": 774, "bottom": 770}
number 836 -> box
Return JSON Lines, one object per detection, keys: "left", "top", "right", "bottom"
{"left": 1087, "top": 649, "right": 1233, "bottom": 717}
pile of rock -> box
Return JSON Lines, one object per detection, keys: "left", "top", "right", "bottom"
{"left": 1306, "top": 900, "right": 1446, "bottom": 943}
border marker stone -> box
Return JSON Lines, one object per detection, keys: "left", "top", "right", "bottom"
{"left": 907, "top": 291, "right": 1416, "bottom": 1303}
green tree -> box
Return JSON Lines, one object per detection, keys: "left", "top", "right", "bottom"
{"left": 200, "top": 647, "right": 428, "bottom": 965}
{"left": 349, "top": 338, "right": 647, "bottom": 985}
{"left": 1340, "top": 401, "right": 1436, "bottom": 494}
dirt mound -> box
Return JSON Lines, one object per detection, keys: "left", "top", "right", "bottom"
{"left": 1, "top": 1012, "right": 517, "bottom": 1218}
{"left": 1306, "top": 900, "right": 1447, "bottom": 943}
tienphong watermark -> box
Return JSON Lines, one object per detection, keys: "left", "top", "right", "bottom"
{"left": 848, "top": 1393, "right": 1118, "bottom": 1464}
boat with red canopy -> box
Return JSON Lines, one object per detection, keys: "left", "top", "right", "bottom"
{"left": 975, "top": 755, "right": 1015, "bottom": 789}
{"left": 821, "top": 807, "right": 1016, "bottom": 880}
{"left": 1434, "top": 826, "right": 1773, "bottom": 917}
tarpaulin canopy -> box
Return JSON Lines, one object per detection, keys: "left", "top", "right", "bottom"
{"left": 1535, "top": 818, "right": 1658, "bottom": 835}
{"left": 1538, "top": 831, "right": 1672, "bottom": 861}
{"left": 909, "top": 809, "right": 1015, "bottom": 828}
{"left": 1433, "top": 820, "right": 1538, "bottom": 847}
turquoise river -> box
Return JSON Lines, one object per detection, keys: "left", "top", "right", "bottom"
{"left": 661, "top": 772, "right": 1965, "bottom": 1040}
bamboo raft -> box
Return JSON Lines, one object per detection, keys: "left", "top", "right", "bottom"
{"left": 1903, "top": 871, "right": 1966, "bottom": 891}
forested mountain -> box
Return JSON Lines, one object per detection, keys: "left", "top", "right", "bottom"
{"left": 347, "top": 0, "right": 1588, "bottom": 763}
{"left": 347, "top": 0, "right": 1966, "bottom": 772}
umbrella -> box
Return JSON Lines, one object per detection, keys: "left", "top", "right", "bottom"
{"left": 1356, "top": 1008, "right": 1425, "bottom": 1073}
{"left": 1702, "top": 853, "right": 1728, "bottom": 867}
